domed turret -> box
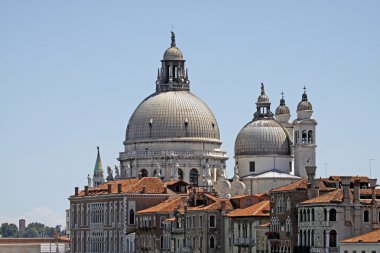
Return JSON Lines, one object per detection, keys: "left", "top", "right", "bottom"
{"left": 275, "top": 92, "right": 291, "bottom": 123}
{"left": 297, "top": 87, "right": 313, "bottom": 119}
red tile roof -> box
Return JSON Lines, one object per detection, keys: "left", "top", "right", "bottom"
{"left": 76, "top": 177, "right": 167, "bottom": 197}
{"left": 271, "top": 179, "right": 308, "bottom": 192}
{"left": 226, "top": 200, "right": 270, "bottom": 218}
{"left": 137, "top": 197, "right": 183, "bottom": 214}
{"left": 341, "top": 229, "right": 380, "bottom": 243}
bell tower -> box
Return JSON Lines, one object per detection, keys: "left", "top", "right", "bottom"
{"left": 293, "top": 87, "right": 318, "bottom": 178}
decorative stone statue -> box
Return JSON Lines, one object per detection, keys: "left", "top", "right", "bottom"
{"left": 114, "top": 165, "right": 120, "bottom": 180}
{"left": 106, "top": 166, "right": 114, "bottom": 181}
{"left": 155, "top": 162, "right": 162, "bottom": 177}
{"left": 87, "top": 174, "right": 92, "bottom": 187}
{"left": 125, "top": 164, "right": 131, "bottom": 178}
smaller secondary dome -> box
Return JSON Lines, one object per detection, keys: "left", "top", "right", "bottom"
{"left": 235, "top": 119, "right": 291, "bottom": 156}
{"left": 163, "top": 47, "right": 183, "bottom": 61}
{"left": 297, "top": 92, "right": 313, "bottom": 111}
{"left": 275, "top": 98, "right": 290, "bottom": 115}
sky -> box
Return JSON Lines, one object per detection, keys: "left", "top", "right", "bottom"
{"left": 1, "top": 1, "right": 379, "bottom": 227}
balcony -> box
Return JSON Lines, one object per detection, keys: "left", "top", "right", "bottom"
{"left": 234, "top": 238, "right": 255, "bottom": 246}
{"left": 265, "top": 232, "right": 280, "bottom": 240}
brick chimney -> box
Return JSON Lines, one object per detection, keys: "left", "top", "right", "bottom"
{"left": 341, "top": 176, "right": 351, "bottom": 204}
{"left": 314, "top": 178, "right": 321, "bottom": 197}
{"left": 117, "top": 184, "right": 122, "bottom": 194}
{"left": 84, "top": 186, "right": 89, "bottom": 196}
{"left": 75, "top": 187, "right": 79, "bottom": 197}
{"left": 141, "top": 186, "right": 146, "bottom": 193}
{"left": 306, "top": 166, "right": 317, "bottom": 198}
{"left": 108, "top": 184, "right": 112, "bottom": 194}
{"left": 221, "top": 201, "right": 226, "bottom": 215}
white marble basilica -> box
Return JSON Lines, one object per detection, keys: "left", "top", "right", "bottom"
{"left": 90, "top": 32, "right": 318, "bottom": 197}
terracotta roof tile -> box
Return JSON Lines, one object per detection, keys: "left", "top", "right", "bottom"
{"left": 302, "top": 189, "right": 353, "bottom": 204}
{"left": 137, "top": 197, "right": 183, "bottom": 214}
{"left": 226, "top": 200, "right": 270, "bottom": 217}
{"left": 76, "top": 177, "right": 167, "bottom": 197}
{"left": 271, "top": 179, "right": 308, "bottom": 192}
{"left": 329, "top": 176, "right": 370, "bottom": 183}
{"left": 341, "top": 229, "right": 380, "bottom": 243}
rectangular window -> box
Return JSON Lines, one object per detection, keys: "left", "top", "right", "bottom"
{"left": 249, "top": 161, "right": 255, "bottom": 172}
{"left": 199, "top": 216, "right": 203, "bottom": 228}
{"left": 209, "top": 215, "right": 216, "bottom": 228}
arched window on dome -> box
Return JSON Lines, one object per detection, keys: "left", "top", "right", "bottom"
{"left": 139, "top": 169, "right": 148, "bottom": 178}
{"left": 189, "top": 169, "right": 199, "bottom": 185}
{"left": 302, "top": 130, "right": 307, "bottom": 144}
{"left": 178, "top": 168, "right": 184, "bottom": 181}
{"left": 308, "top": 130, "right": 313, "bottom": 144}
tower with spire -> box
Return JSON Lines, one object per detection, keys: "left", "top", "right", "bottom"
{"left": 293, "top": 87, "right": 318, "bottom": 178}
{"left": 92, "top": 146, "right": 105, "bottom": 187}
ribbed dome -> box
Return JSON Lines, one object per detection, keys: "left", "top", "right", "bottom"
{"left": 163, "top": 47, "right": 184, "bottom": 61}
{"left": 297, "top": 93, "right": 313, "bottom": 111}
{"left": 275, "top": 105, "right": 290, "bottom": 115}
{"left": 235, "top": 119, "right": 291, "bottom": 156}
{"left": 257, "top": 94, "right": 270, "bottom": 103}
{"left": 125, "top": 91, "right": 220, "bottom": 144}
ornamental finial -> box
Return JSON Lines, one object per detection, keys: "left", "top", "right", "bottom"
{"left": 170, "top": 31, "right": 176, "bottom": 47}
{"left": 261, "top": 83, "right": 265, "bottom": 95}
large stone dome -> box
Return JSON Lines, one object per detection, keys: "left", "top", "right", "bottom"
{"left": 235, "top": 119, "right": 291, "bottom": 156}
{"left": 125, "top": 90, "right": 221, "bottom": 144}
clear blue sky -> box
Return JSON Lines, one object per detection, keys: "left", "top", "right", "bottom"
{"left": 1, "top": 1, "right": 379, "bottom": 227}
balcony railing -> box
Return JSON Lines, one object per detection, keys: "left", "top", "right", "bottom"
{"left": 234, "top": 238, "right": 255, "bottom": 246}
{"left": 265, "top": 232, "right": 280, "bottom": 240}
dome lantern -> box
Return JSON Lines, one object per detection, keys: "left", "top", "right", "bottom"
{"left": 156, "top": 32, "right": 190, "bottom": 92}
{"left": 253, "top": 83, "right": 274, "bottom": 120}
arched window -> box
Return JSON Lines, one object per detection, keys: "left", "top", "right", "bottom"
{"left": 178, "top": 168, "right": 184, "bottom": 181}
{"left": 324, "top": 209, "right": 328, "bottom": 221}
{"left": 302, "top": 130, "right": 307, "bottom": 144}
{"left": 303, "top": 209, "right": 307, "bottom": 222}
{"left": 139, "top": 169, "right": 148, "bottom": 178}
{"left": 189, "top": 169, "right": 199, "bottom": 185}
{"left": 311, "top": 209, "right": 315, "bottom": 221}
{"left": 323, "top": 230, "right": 327, "bottom": 247}
{"left": 307, "top": 209, "right": 310, "bottom": 221}
{"left": 209, "top": 236, "right": 215, "bottom": 248}
{"left": 329, "top": 230, "right": 337, "bottom": 247}
{"left": 129, "top": 209, "right": 135, "bottom": 225}
{"left": 311, "top": 230, "right": 314, "bottom": 247}
{"left": 329, "top": 209, "right": 337, "bottom": 221}
{"left": 308, "top": 130, "right": 313, "bottom": 143}
{"left": 364, "top": 210, "right": 369, "bottom": 222}
{"left": 160, "top": 235, "right": 164, "bottom": 249}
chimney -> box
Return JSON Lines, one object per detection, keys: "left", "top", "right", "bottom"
{"left": 341, "top": 176, "right": 351, "bottom": 204}
{"left": 75, "top": 187, "right": 79, "bottom": 197}
{"left": 141, "top": 186, "right": 146, "bottom": 193}
{"left": 108, "top": 184, "right": 112, "bottom": 194}
{"left": 307, "top": 183, "right": 313, "bottom": 199}
{"left": 221, "top": 201, "right": 226, "bottom": 214}
{"left": 84, "top": 186, "right": 89, "bottom": 196}
{"left": 117, "top": 184, "right": 122, "bottom": 194}
{"left": 368, "top": 179, "right": 377, "bottom": 205}
{"left": 354, "top": 178, "right": 360, "bottom": 204}
{"left": 163, "top": 186, "right": 168, "bottom": 194}
{"left": 314, "top": 178, "right": 321, "bottom": 197}
{"left": 305, "top": 166, "right": 317, "bottom": 187}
